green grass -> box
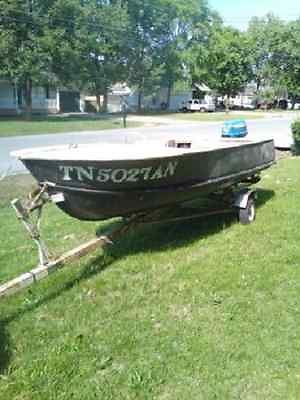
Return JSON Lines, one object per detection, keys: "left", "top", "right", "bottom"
{"left": 1, "top": 158, "right": 300, "bottom": 399}
{"left": 130, "top": 110, "right": 263, "bottom": 121}
{"left": 0, "top": 115, "right": 140, "bottom": 137}
{"left": 173, "top": 111, "right": 263, "bottom": 122}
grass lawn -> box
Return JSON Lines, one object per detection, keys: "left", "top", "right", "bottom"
{"left": 0, "top": 115, "right": 140, "bottom": 138}
{"left": 1, "top": 157, "right": 300, "bottom": 399}
{"left": 173, "top": 111, "right": 264, "bottom": 122}
{"left": 130, "top": 110, "right": 264, "bottom": 122}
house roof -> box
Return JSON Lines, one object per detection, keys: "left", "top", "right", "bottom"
{"left": 193, "top": 82, "right": 212, "bottom": 92}
{"left": 110, "top": 83, "right": 132, "bottom": 96}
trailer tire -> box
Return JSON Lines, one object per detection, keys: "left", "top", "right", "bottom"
{"left": 238, "top": 197, "right": 256, "bottom": 225}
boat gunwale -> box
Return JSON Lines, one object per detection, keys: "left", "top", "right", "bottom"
{"left": 16, "top": 139, "right": 275, "bottom": 164}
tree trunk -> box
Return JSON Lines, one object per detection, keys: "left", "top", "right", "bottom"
{"left": 225, "top": 95, "right": 230, "bottom": 114}
{"left": 137, "top": 90, "right": 143, "bottom": 113}
{"left": 166, "top": 80, "right": 172, "bottom": 110}
{"left": 24, "top": 79, "right": 32, "bottom": 120}
{"left": 103, "top": 89, "right": 108, "bottom": 113}
{"left": 95, "top": 94, "right": 101, "bottom": 113}
{"left": 256, "top": 79, "right": 261, "bottom": 93}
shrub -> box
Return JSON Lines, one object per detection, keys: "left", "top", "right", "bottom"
{"left": 292, "top": 120, "right": 300, "bottom": 142}
{"left": 291, "top": 120, "right": 300, "bottom": 154}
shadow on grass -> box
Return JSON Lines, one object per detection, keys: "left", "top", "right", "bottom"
{"left": 255, "top": 188, "right": 275, "bottom": 208}
{"left": 1, "top": 217, "right": 226, "bottom": 326}
{"left": 0, "top": 321, "right": 11, "bottom": 374}
{"left": 0, "top": 188, "right": 274, "bottom": 371}
{"left": 103, "top": 188, "right": 274, "bottom": 260}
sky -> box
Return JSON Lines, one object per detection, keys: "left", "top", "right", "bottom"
{"left": 209, "top": 0, "right": 300, "bottom": 30}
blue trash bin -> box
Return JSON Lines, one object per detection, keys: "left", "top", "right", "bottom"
{"left": 222, "top": 119, "right": 248, "bottom": 138}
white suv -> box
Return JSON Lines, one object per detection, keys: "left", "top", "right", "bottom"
{"left": 180, "top": 99, "right": 215, "bottom": 112}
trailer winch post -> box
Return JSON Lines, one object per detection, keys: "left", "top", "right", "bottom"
{"left": 11, "top": 198, "right": 50, "bottom": 266}
{"left": 0, "top": 212, "right": 138, "bottom": 300}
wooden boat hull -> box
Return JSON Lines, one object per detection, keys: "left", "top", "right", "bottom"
{"left": 18, "top": 139, "right": 275, "bottom": 221}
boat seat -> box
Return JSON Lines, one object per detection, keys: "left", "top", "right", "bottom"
{"left": 166, "top": 139, "right": 192, "bottom": 148}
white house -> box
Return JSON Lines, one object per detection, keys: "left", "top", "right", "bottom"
{"left": 0, "top": 79, "right": 82, "bottom": 115}
{"left": 0, "top": 80, "right": 18, "bottom": 114}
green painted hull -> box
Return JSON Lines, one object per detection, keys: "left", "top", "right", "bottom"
{"left": 21, "top": 139, "right": 275, "bottom": 220}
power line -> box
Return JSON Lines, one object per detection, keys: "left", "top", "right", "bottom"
{"left": 0, "top": 9, "right": 109, "bottom": 32}
{"left": 1, "top": 5, "right": 300, "bottom": 33}
{"left": 0, "top": 4, "right": 136, "bottom": 34}
{"left": 1, "top": 3, "right": 300, "bottom": 27}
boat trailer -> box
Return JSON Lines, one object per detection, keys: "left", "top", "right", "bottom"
{"left": 0, "top": 183, "right": 257, "bottom": 300}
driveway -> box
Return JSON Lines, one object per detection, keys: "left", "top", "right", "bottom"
{"left": 0, "top": 114, "right": 295, "bottom": 177}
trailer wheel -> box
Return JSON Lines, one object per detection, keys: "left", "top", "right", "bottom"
{"left": 238, "top": 197, "right": 256, "bottom": 224}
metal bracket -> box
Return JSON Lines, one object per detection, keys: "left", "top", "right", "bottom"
{"left": 11, "top": 184, "right": 50, "bottom": 266}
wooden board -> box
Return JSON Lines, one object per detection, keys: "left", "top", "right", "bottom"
{"left": 0, "top": 218, "right": 136, "bottom": 300}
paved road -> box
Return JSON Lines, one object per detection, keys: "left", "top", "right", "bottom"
{"left": 0, "top": 115, "right": 295, "bottom": 176}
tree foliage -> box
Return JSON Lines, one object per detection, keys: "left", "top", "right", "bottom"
{"left": 0, "top": 0, "right": 56, "bottom": 116}
{"left": 191, "top": 26, "right": 252, "bottom": 109}
{"left": 246, "top": 15, "right": 284, "bottom": 92}
{"left": 275, "top": 20, "right": 300, "bottom": 106}
{"left": 1, "top": 0, "right": 300, "bottom": 116}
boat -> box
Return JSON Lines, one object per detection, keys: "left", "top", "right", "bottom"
{"left": 12, "top": 137, "right": 275, "bottom": 221}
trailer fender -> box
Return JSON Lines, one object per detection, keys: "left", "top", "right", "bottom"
{"left": 233, "top": 189, "right": 256, "bottom": 209}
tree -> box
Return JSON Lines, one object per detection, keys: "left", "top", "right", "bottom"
{"left": 123, "top": 0, "right": 219, "bottom": 111}
{"left": 181, "top": 1, "right": 222, "bottom": 87}
{"left": 193, "top": 26, "right": 252, "bottom": 111}
{"left": 274, "top": 19, "right": 300, "bottom": 107}
{"left": 246, "top": 14, "right": 288, "bottom": 106}
{"left": 72, "top": 0, "right": 129, "bottom": 112}
{"left": 0, "top": 0, "right": 54, "bottom": 117}
{"left": 159, "top": 0, "right": 221, "bottom": 108}
{"left": 123, "top": 0, "right": 166, "bottom": 111}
